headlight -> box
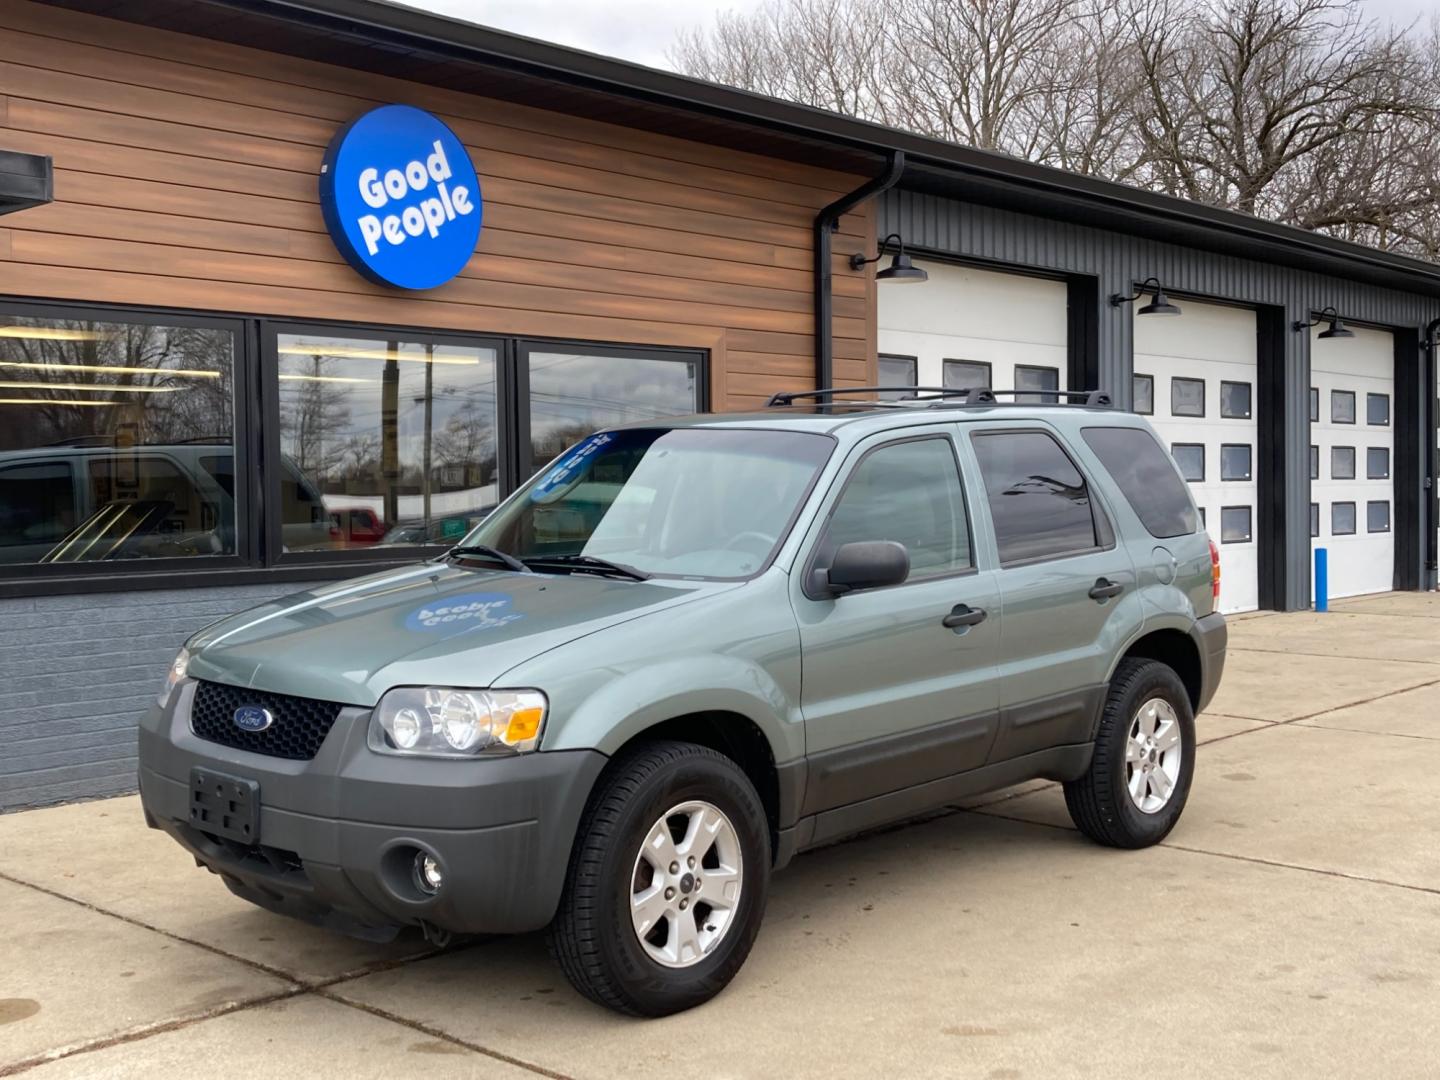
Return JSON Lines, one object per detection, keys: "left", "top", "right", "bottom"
{"left": 158, "top": 647, "right": 191, "bottom": 707}
{"left": 368, "top": 688, "right": 547, "bottom": 758}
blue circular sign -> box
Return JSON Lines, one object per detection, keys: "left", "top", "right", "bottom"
{"left": 319, "top": 104, "right": 483, "bottom": 291}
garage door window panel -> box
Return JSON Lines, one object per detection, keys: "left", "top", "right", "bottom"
{"left": 1171, "top": 443, "right": 1205, "bottom": 482}
{"left": 1310, "top": 445, "right": 1319, "bottom": 480}
{"left": 1367, "top": 447, "right": 1390, "bottom": 480}
{"left": 1081, "top": 426, "right": 1197, "bottom": 538}
{"left": 1220, "top": 444, "right": 1252, "bottom": 481}
{"left": 1331, "top": 446, "right": 1356, "bottom": 480}
{"left": 1132, "top": 374, "right": 1154, "bottom": 415}
{"left": 878, "top": 354, "right": 917, "bottom": 400}
{"left": 1366, "top": 393, "right": 1389, "bottom": 426}
{"left": 1015, "top": 365, "right": 1060, "bottom": 404}
{"left": 1332, "top": 502, "right": 1357, "bottom": 535}
{"left": 1309, "top": 387, "right": 1319, "bottom": 422}
{"left": 1368, "top": 501, "right": 1390, "bottom": 533}
{"left": 1310, "top": 503, "right": 1319, "bottom": 538}
{"left": 1171, "top": 377, "right": 1205, "bottom": 418}
{"left": 943, "top": 359, "right": 991, "bottom": 391}
{"left": 1220, "top": 506, "right": 1252, "bottom": 544}
{"left": 1331, "top": 390, "right": 1356, "bottom": 424}
{"left": 973, "top": 430, "right": 1107, "bottom": 565}
{"left": 1220, "top": 381, "right": 1251, "bottom": 419}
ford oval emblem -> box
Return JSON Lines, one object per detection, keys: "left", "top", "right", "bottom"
{"left": 233, "top": 705, "right": 274, "bottom": 733}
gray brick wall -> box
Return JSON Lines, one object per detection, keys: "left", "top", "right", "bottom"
{"left": 0, "top": 582, "right": 326, "bottom": 812}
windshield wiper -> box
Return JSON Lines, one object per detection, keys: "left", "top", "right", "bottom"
{"left": 446, "top": 544, "right": 531, "bottom": 574}
{"left": 523, "top": 553, "right": 651, "bottom": 581}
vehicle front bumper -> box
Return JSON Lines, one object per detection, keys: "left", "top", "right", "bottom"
{"left": 1194, "top": 611, "right": 1228, "bottom": 715}
{"left": 138, "top": 682, "right": 607, "bottom": 940}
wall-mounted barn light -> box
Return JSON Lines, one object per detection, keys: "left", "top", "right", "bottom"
{"left": 1293, "top": 306, "right": 1354, "bottom": 340}
{"left": 849, "top": 233, "right": 928, "bottom": 284}
{"left": 1110, "top": 277, "right": 1181, "bottom": 316}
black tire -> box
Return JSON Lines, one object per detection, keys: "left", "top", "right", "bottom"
{"left": 1064, "top": 658, "right": 1196, "bottom": 849}
{"left": 547, "top": 740, "right": 770, "bottom": 1017}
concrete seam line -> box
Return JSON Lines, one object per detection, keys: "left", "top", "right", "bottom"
{"left": 0, "top": 869, "right": 473, "bottom": 989}
{"left": 1228, "top": 645, "right": 1440, "bottom": 667}
{"left": 968, "top": 808, "right": 1440, "bottom": 898}
{"left": 0, "top": 987, "right": 309, "bottom": 1079}
{"left": 315, "top": 990, "right": 578, "bottom": 1080}
{"left": 1277, "top": 675, "right": 1440, "bottom": 726}
{"left": 1289, "top": 721, "right": 1440, "bottom": 743}
{"left": 0, "top": 870, "right": 302, "bottom": 985}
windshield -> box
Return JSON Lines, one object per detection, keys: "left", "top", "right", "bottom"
{"left": 466, "top": 428, "right": 832, "bottom": 580}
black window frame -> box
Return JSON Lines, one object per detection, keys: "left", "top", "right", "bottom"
{"left": 1366, "top": 446, "right": 1390, "bottom": 480}
{"left": 1331, "top": 389, "right": 1356, "bottom": 425}
{"left": 970, "top": 425, "right": 1117, "bottom": 568}
{"left": 942, "top": 358, "right": 992, "bottom": 391}
{"left": 1366, "top": 392, "right": 1390, "bottom": 426}
{"left": 1331, "top": 501, "right": 1357, "bottom": 535}
{"left": 1171, "top": 442, "right": 1206, "bottom": 483}
{"left": 0, "top": 298, "right": 254, "bottom": 590}
{"left": 2, "top": 299, "right": 709, "bottom": 595}
{"left": 803, "top": 432, "right": 977, "bottom": 599}
{"left": 1330, "top": 445, "right": 1356, "bottom": 481}
{"left": 1219, "top": 380, "right": 1252, "bottom": 420}
{"left": 1171, "top": 376, "right": 1206, "bottom": 418}
{"left": 1220, "top": 505, "right": 1252, "bottom": 545}
{"left": 1132, "top": 373, "right": 1154, "bottom": 416}
{"left": 1219, "top": 443, "right": 1252, "bottom": 482}
{"left": 1367, "top": 499, "right": 1391, "bottom": 533}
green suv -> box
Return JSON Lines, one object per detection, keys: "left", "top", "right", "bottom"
{"left": 139, "top": 387, "right": 1226, "bottom": 1016}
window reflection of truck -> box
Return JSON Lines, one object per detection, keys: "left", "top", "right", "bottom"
{"left": 0, "top": 442, "right": 330, "bottom": 563}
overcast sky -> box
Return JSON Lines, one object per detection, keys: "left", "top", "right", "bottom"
{"left": 398, "top": 0, "right": 1435, "bottom": 70}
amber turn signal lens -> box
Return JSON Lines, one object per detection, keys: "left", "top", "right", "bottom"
{"left": 505, "top": 707, "right": 545, "bottom": 744}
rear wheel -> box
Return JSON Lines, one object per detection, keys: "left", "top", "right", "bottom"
{"left": 1064, "top": 658, "right": 1195, "bottom": 848}
{"left": 548, "top": 740, "right": 770, "bottom": 1016}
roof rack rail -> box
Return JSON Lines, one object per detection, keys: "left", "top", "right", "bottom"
{"left": 766, "top": 386, "right": 1113, "bottom": 408}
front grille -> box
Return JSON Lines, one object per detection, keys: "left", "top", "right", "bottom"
{"left": 190, "top": 680, "right": 344, "bottom": 761}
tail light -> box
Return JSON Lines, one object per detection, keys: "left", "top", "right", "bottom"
{"left": 1209, "top": 538, "right": 1221, "bottom": 605}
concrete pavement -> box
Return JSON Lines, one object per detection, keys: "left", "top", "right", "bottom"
{"left": 3, "top": 592, "right": 1439, "bottom": 1078}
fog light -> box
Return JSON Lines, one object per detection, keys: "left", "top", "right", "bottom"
{"left": 414, "top": 852, "right": 443, "bottom": 895}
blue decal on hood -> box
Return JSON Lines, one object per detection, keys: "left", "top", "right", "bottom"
{"left": 405, "top": 591, "right": 523, "bottom": 632}
{"left": 530, "top": 432, "right": 614, "bottom": 502}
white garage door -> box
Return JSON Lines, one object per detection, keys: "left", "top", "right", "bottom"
{"left": 1134, "top": 299, "right": 1259, "bottom": 614}
{"left": 1310, "top": 324, "right": 1394, "bottom": 600}
{"left": 878, "top": 261, "right": 1068, "bottom": 400}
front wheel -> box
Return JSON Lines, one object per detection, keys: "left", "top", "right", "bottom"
{"left": 1064, "top": 658, "right": 1196, "bottom": 848}
{"left": 548, "top": 740, "right": 770, "bottom": 1016}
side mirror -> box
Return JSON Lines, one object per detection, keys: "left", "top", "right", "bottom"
{"left": 825, "top": 540, "right": 910, "bottom": 595}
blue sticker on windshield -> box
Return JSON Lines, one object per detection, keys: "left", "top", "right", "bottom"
{"left": 405, "top": 592, "right": 523, "bottom": 632}
{"left": 530, "top": 432, "right": 614, "bottom": 501}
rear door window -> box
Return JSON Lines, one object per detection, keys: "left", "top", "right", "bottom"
{"left": 971, "top": 430, "right": 1103, "bottom": 564}
{"left": 1081, "top": 426, "right": 1198, "bottom": 539}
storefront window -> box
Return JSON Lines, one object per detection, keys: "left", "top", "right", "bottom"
{"left": 276, "top": 332, "right": 500, "bottom": 551}
{"left": 525, "top": 347, "right": 699, "bottom": 474}
{"left": 0, "top": 311, "right": 236, "bottom": 565}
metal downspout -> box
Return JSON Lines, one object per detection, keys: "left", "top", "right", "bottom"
{"left": 814, "top": 152, "right": 905, "bottom": 391}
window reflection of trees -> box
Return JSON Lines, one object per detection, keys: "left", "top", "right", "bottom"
{"left": 0, "top": 318, "right": 233, "bottom": 452}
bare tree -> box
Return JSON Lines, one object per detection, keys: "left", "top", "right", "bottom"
{"left": 671, "top": 0, "right": 1440, "bottom": 259}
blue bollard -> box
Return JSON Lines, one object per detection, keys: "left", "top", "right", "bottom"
{"left": 1315, "top": 547, "right": 1328, "bottom": 612}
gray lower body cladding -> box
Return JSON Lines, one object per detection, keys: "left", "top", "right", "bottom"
{"left": 138, "top": 683, "right": 606, "bottom": 939}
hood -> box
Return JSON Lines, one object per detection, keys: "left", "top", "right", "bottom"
{"left": 186, "top": 561, "right": 734, "bottom": 705}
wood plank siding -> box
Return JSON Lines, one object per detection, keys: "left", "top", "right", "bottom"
{"left": 0, "top": 0, "right": 879, "bottom": 409}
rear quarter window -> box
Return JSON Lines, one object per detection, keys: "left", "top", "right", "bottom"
{"left": 1081, "top": 426, "right": 1198, "bottom": 539}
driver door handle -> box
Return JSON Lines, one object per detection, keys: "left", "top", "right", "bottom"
{"left": 942, "top": 604, "right": 988, "bottom": 629}
{"left": 1088, "top": 577, "right": 1125, "bottom": 601}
